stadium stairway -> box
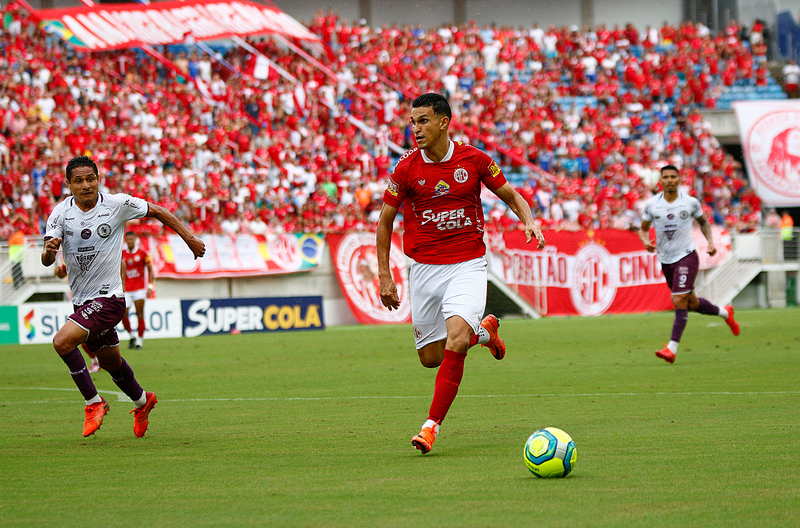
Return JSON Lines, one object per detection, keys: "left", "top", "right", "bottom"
{"left": 696, "top": 229, "right": 800, "bottom": 307}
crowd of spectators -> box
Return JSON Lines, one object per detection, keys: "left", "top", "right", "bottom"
{"left": 0, "top": 2, "right": 773, "bottom": 243}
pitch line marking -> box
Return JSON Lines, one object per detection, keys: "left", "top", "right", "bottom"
{"left": 1, "top": 387, "right": 798, "bottom": 405}
{"left": 0, "top": 387, "right": 131, "bottom": 401}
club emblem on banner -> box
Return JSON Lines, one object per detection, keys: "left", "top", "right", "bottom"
{"left": 569, "top": 243, "right": 618, "bottom": 317}
{"left": 329, "top": 233, "right": 411, "bottom": 324}
{"left": 737, "top": 103, "right": 800, "bottom": 206}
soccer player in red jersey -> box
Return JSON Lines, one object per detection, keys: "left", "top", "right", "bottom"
{"left": 377, "top": 93, "right": 546, "bottom": 454}
{"left": 121, "top": 232, "right": 155, "bottom": 350}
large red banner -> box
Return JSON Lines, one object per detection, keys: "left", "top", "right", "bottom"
{"left": 327, "top": 233, "right": 412, "bottom": 325}
{"left": 26, "top": 0, "right": 318, "bottom": 51}
{"left": 139, "top": 233, "right": 325, "bottom": 279}
{"left": 486, "top": 228, "right": 729, "bottom": 317}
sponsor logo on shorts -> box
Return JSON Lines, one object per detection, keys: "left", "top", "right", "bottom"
{"left": 81, "top": 229, "right": 92, "bottom": 239}
{"left": 80, "top": 300, "right": 104, "bottom": 320}
{"left": 97, "top": 223, "right": 111, "bottom": 238}
{"left": 453, "top": 168, "right": 468, "bottom": 183}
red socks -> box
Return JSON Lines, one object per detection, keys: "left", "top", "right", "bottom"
{"left": 138, "top": 318, "right": 146, "bottom": 338}
{"left": 427, "top": 349, "right": 466, "bottom": 424}
{"left": 121, "top": 313, "right": 132, "bottom": 333}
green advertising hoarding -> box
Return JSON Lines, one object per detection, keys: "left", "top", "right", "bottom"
{"left": 0, "top": 305, "right": 18, "bottom": 345}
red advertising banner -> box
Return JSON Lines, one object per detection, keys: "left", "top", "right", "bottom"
{"left": 734, "top": 101, "right": 800, "bottom": 206}
{"left": 327, "top": 232, "right": 412, "bottom": 325}
{"left": 27, "top": 0, "right": 319, "bottom": 51}
{"left": 139, "top": 233, "right": 325, "bottom": 279}
{"left": 487, "top": 228, "right": 730, "bottom": 317}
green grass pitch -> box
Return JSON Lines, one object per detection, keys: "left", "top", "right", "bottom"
{"left": 1, "top": 309, "right": 799, "bottom": 527}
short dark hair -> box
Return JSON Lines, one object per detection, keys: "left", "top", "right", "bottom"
{"left": 65, "top": 156, "right": 98, "bottom": 182}
{"left": 125, "top": 231, "right": 136, "bottom": 237}
{"left": 660, "top": 164, "right": 680, "bottom": 175}
{"left": 412, "top": 93, "right": 452, "bottom": 120}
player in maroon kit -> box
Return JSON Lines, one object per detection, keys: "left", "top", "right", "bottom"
{"left": 377, "top": 93, "right": 546, "bottom": 454}
{"left": 121, "top": 232, "right": 155, "bottom": 349}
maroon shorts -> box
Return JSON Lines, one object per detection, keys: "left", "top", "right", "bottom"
{"left": 661, "top": 251, "right": 699, "bottom": 295}
{"left": 69, "top": 296, "right": 127, "bottom": 353}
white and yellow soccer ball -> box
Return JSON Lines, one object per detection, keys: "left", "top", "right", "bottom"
{"left": 524, "top": 427, "right": 577, "bottom": 478}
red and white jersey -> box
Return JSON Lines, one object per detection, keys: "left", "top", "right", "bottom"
{"left": 122, "top": 243, "right": 150, "bottom": 292}
{"left": 383, "top": 141, "right": 507, "bottom": 264}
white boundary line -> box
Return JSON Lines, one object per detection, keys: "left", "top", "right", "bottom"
{"left": 1, "top": 387, "right": 798, "bottom": 405}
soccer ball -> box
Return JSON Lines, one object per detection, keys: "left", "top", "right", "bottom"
{"left": 524, "top": 427, "right": 577, "bottom": 478}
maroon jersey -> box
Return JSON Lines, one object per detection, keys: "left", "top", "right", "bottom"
{"left": 382, "top": 141, "right": 507, "bottom": 264}
{"left": 122, "top": 247, "right": 150, "bottom": 291}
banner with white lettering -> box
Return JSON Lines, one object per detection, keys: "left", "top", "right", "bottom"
{"left": 180, "top": 296, "right": 324, "bottom": 336}
{"left": 487, "top": 228, "right": 729, "bottom": 317}
{"left": 17, "top": 299, "right": 183, "bottom": 344}
{"left": 327, "top": 233, "right": 412, "bottom": 325}
{"left": 26, "top": 0, "right": 319, "bottom": 51}
{"left": 734, "top": 100, "right": 800, "bottom": 206}
{"left": 139, "top": 233, "right": 325, "bottom": 279}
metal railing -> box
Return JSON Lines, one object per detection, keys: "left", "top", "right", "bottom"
{"left": 0, "top": 239, "right": 69, "bottom": 306}
{"left": 696, "top": 228, "right": 800, "bottom": 307}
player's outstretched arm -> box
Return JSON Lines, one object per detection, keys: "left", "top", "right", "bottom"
{"left": 493, "top": 182, "right": 545, "bottom": 249}
{"left": 41, "top": 237, "right": 62, "bottom": 267}
{"left": 145, "top": 203, "right": 206, "bottom": 260}
{"left": 639, "top": 220, "right": 656, "bottom": 252}
{"left": 696, "top": 215, "right": 717, "bottom": 256}
{"left": 376, "top": 203, "right": 401, "bottom": 311}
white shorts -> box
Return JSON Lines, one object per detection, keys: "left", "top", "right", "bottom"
{"left": 409, "top": 256, "right": 487, "bottom": 349}
{"left": 124, "top": 289, "right": 147, "bottom": 307}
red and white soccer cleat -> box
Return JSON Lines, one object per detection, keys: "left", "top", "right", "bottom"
{"left": 411, "top": 424, "right": 439, "bottom": 454}
{"left": 83, "top": 398, "right": 109, "bottom": 437}
{"left": 655, "top": 344, "right": 676, "bottom": 364}
{"left": 130, "top": 392, "right": 158, "bottom": 438}
{"left": 723, "top": 305, "right": 740, "bottom": 336}
{"left": 480, "top": 314, "right": 506, "bottom": 360}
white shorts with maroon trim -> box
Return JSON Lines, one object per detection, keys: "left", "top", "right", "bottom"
{"left": 124, "top": 288, "right": 147, "bottom": 307}
{"left": 408, "top": 256, "right": 487, "bottom": 349}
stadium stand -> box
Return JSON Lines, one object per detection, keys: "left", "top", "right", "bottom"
{"left": 0, "top": 3, "right": 780, "bottom": 241}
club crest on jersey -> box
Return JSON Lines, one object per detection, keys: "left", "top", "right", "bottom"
{"left": 680, "top": 211, "right": 689, "bottom": 219}
{"left": 74, "top": 252, "right": 98, "bottom": 275}
{"left": 417, "top": 179, "right": 426, "bottom": 186}
{"left": 434, "top": 180, "right": 450, "bottom": 196}
{"left": 97, "top": 223, "right": 111, "bottom": 238}
{"left": 453, "top": 168, "right": 468, "bottom": 183}
{"left": 81, "top": 229, "right": 92, "bottom": 239}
